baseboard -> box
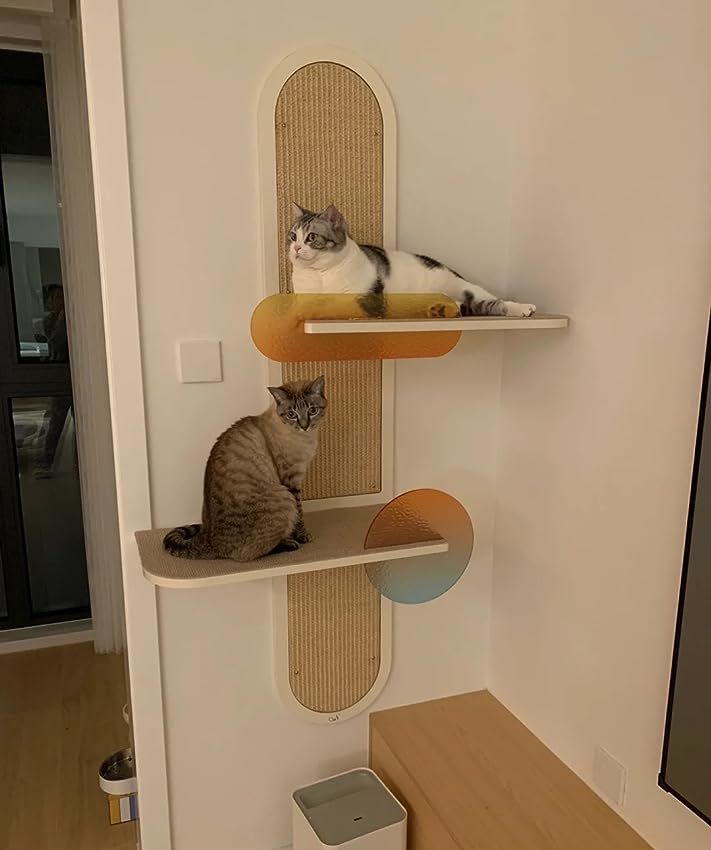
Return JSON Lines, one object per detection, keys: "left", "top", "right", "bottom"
{"left": 0, "top": 619, "right": 93, "bottom": 653}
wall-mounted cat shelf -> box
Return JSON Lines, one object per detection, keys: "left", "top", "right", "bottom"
{"left": 136, "top": 503, "right": 449, "bottom": 590}
{"left": 303, "top": 314, "right": 569, "bottom": 334}
{"left": 250, "top": 293, "right": 569, "bottom": 362}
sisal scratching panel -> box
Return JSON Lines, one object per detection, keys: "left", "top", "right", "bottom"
{"left": 287, "top": 566, "right": 381, "bottom": 713}
{"left": 276, "top": 61, "right": 383, "bottom": 499}
{"left": 275, "top": 61, "right": 385, "bottom": 715}
{"left": 275, "top": 61, "right": 384, "bottom": 291}
{"left": 283, "top": 360, "right": 381, "bottom": 498}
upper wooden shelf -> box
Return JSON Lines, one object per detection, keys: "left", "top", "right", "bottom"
{"left": 304, "top": 314, "right": 569, "bottom": 334}
{"left": 137, "top": 504, "right": 448, "bottom": 589}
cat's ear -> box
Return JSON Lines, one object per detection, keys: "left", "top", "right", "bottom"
{"left": 291, "top": 202, "right": 306, "bottom": 222}
{"left": 308, "top": 375, "right": 326, "bottom": 397}
{"left": 268, "top": 386, "right": 290, "bottom": 406}
{"left": 320, "top": 205, "right": 345, "bottom": 231}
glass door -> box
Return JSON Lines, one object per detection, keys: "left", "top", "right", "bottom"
{"left": 0, "top": 49, "right": 89, "bottom": 628}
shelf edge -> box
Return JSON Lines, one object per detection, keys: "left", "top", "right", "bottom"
{"left": 303, "top": 315, "right": 569, "bottom": 334}
{"left": 142, "top": 539, "right": 449, "bottom": 590}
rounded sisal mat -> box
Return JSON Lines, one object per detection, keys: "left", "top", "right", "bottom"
{"left": 275, "top": 61, "right": 385, "bottom": 713}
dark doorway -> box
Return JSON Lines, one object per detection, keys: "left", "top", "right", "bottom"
{"left": 0, "top": 49, "right": 90, "bottom": 629}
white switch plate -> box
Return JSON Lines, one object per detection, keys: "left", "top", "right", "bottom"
{"left": 593, "top": 746, "right": 627, "bottom": 807}
{"left": 176, "top": 340, "right": 222, "bottom": 383}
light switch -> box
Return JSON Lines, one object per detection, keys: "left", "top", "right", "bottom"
{"left": 176, "top": 340, "right": 222, "bottom": 383}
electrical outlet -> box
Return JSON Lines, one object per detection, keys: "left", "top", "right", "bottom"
{"left": 593, "top": 746, "right": 627, "bottom": 807}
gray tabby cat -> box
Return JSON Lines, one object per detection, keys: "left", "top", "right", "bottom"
{"left": 164, "top": 377, "right": 326, "bottom": 561}
{"left": 288, "top": 203, "right": 536, "bottom": 317}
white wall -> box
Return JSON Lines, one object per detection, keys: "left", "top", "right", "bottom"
{"left": 118, "top": 1, "right": 517, "bottom": 847}
{"left": 117, "top": 1, "right": 711, "bottom": 847}
{"left": 492, "top": 3, "right": 711, "bottom": 850}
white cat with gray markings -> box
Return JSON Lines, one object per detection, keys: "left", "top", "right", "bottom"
{"left": 288, "top": 203, "right": 536, "bottom": 318}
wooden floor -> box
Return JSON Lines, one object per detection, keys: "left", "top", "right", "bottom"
{"left": 0, "top": 642, "right": 136, "bottom": 850}
{"left": 370, "top": 691, "right": 652, "bottom": 850}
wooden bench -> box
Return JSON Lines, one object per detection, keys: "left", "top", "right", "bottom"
{"left": 369, "top": 691, "right": 652, "bottom": 850}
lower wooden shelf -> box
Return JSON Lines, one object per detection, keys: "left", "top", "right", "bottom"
{"left": 370, "top": 691, "right": 652, "bottom": 850}
{"left": 137, "top": 504, "right": 448, "bottom": 589}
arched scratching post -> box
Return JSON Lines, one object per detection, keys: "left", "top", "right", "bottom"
{"left": 259, "top": 50, "right": 397, "bottom": 722}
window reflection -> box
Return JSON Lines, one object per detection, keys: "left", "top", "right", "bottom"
{"left": 1, "top": 154, "right": 66, "bottom": 363}
{"left": 12, "top": 397, "right": 88, "bottom": 614}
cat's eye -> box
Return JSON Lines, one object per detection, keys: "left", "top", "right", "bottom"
{"left": 289, "top": 231, "right": 297, "bottom": 241}
{"left": 305, "top": 233, "right": 316, "bottom": 243}
{"left": 308, "top": 405, "right": 319, "bottom": 415}
{"left": 286, "top": 409, "right": 297, "bottom": 419}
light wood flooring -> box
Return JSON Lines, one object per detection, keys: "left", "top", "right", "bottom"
{"left": 0, "top": 642, "right": 136, "bottom": 850}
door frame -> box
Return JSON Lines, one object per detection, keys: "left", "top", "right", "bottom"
{"left": 78, "top": 3, "right": 171, "bottom": 847}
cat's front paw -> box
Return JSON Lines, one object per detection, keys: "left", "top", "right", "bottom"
{"left": 294, "top": 529, "right": 313, "bottom": 544}
{"left": 505, "top": 301, "right": 537, "bottom": 318}
{"left": 427, "top": 302, "right": 459, "bottom": 319}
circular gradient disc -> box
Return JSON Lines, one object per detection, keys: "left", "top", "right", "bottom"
{"left": 364, "top": 489, "right": 473, "bottom": 604}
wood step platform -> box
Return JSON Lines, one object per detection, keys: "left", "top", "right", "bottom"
{"left": 369, "top": 691, "right": 652, "bottom": 850}
{"left": 304, "top": 314, "right": 569, "bottom": 334}
{"left": 137, "top": 504, "right": 448, "bottom": 589}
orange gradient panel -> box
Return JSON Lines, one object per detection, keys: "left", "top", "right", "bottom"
{"left": 250, "top": 294, "right": 461, "bottom": 362}
{"left": 364, "top": 489, "right": 473, "bottom": 604}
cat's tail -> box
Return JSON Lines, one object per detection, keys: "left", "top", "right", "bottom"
{"left": 163, "top": 524, "right": 215, "bottom": 559}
